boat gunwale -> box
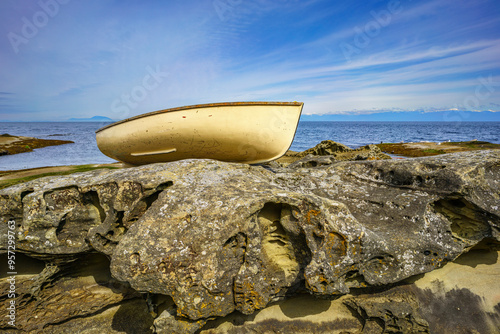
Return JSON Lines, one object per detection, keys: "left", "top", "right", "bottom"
{"left": 95, "top": 101, "right": 304, "bottom": 134}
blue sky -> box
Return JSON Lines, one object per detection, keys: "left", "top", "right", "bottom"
{"left": 0, "top": 0, "right": 499, "bottom": 121}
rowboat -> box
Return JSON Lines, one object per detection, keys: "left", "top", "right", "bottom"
{"left": 95, "top": 102, "right": 303, "bottom": 165}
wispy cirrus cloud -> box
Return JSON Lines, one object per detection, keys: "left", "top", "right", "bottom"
{"left": 0, "top": 0, "right": 499, "bottom": 120}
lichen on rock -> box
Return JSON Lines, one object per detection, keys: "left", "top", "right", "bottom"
{"left": 1, "top": 150, "right": 499, "bottom": 333}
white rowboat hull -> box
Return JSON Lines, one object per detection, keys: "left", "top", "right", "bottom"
{"left": 95, "top": 102, "right": 303, "bottom": 165}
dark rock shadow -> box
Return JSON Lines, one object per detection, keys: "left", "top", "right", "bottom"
{"left": 279, "top": 294, "right": 331, "bottom": 318}
{"left": 200, "top": 309, "right": 258, "bottom": 332}
{"left": 454, "top": 239, "right": 500, "bottom": 268}
{"left": 0, "top": 253, "right": 45, "bottom": 278}
{"left": 454, "top": 249, "right": 498, "bottom": 268}
{"left": 413, "top": 285, "right": 496, "bottom": 334}
{"left": 111, "top": 299, "right": 154, "bottom": 333}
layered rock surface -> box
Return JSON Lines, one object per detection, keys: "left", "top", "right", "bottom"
{"left": 1, "top": 150, "right": 499, "bottom": 333}
{"left": 273, "top": 140, "right": 391, "bottom": 167}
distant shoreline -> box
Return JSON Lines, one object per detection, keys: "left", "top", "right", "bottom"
{"left": 1, "top": 138, "right": 500, "bottom": 190}
{"left": 1, "top": 120, "right": 500, "bottom": 123}
{"left": 68, "top": 116, "right": 115, "bottom": 122}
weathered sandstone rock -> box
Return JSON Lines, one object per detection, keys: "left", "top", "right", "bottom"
{"left": 200, "top": 247, "right": 500, "bottom": 333}
{"left": 1, "top": 150, "right": 499, "bottom": 333}
{"left": 274, "top": 140, "right": 391, "bottom": 167}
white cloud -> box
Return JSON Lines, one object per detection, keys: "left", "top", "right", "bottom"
{"left": 1, "top": 0, "right": 499, "bottom": 120}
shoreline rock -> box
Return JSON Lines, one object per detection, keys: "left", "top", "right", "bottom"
{"left": 0, "top": 133, "right": 74, "bottom": 156}
{"left": 0, "top": 164, "right": 124, "bottom": 191}
{"left": 273, "top": 140, "right": 391, "bottom": 167}
{"left": 376, "top": 140, "right": 500, "bottom": 157}
{"left": 1, "top": 150, "right": 499, "bottom": 333}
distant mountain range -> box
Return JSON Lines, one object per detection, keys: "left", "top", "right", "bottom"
{"left": 2, "top": 111, "right": 498, "bottom": 122}
{"left": 68, "top": 116, "right": 115, "bottom": 122}
{"left": 300, "top": 110, "right": 500, "bottom": 122}
{"left": 68, "top": 111, "right": 500, "bottom": 122}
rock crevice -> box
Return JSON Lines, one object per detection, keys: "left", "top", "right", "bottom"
{"left": 1, "top": 150, "right": 500, "bottom": 333}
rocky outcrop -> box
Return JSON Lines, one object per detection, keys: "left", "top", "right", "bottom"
{"left": 1, "top": 150, "right": 500, "bottom": 333}
{"left": 376, "top": 140, "right": 500, "bottom": 157}
{"left": 201, "top": 245, "right": 500, "bottom": 333}
{"left": 274, "top": 140, "right": 391, "bottom": 167}
{"left": 301, "top": 140, "right": 353, "bottom": 155}
{"left": 0, "top": 134, "right": 74, "bottom": 156}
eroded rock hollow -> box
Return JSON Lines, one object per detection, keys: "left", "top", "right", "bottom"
{"left": 1, "top": 150, "right": 499, "bottom": 333}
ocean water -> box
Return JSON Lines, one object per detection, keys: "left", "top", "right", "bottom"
{"left": 0, "top": 122, "right": 114, "bottom": 171}
{"left": 291, "top": 121, "right": 500, "bottom": 151}
{"left": 0, "top": 121, "right": 499, "bottom": 171}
